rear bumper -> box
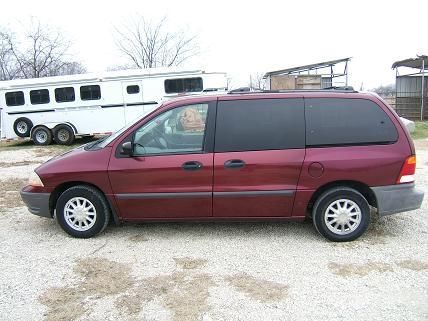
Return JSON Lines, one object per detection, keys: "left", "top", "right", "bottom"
{"left": 20, "top": 190, "right": 51, "bottom": 218}
{"left": 372, "top": 183, "right": 424, "bottom": 217}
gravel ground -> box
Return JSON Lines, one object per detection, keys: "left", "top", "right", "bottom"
{"left": 0, "top": 141, "right": 427, "bottom": 321}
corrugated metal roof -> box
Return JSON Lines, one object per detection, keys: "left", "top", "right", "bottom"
{"left": 263, "top": 57, "right": 351, "bottom": 78}
{"left": 392, "top": 55, "right": 428, "bottom": 69}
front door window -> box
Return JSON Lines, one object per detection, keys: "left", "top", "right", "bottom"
{"left": 133, "top": 103, "right": 208, "bottom": 155}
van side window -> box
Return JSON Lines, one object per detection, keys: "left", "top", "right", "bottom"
{"left": 133, "top": 103, "right": 208, "bottom": 155}
{"left": 80, "top": 85, "right": 101, "bottom": 100}
{"left": 5, "top": 91, "right": 25, "bottom": 106}
{"left": 30, "top": 89, "right": 50, "bottom": 105}
{"left": 305, "top": 98, "right": 398, "bottom": 146}
{"left": 164, "top": 77, "right": 203, "bottom": 94}
{"left": 55, "top": 87, "right": 75, "bottom": 103}
{"left": 126, "top": 85, "right": 140, "bottom": 94}
{"left": 215, "top": 98, "right": 305, "bottom": 152}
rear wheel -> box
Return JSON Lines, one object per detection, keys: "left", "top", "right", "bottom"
{"left": 54, "top": 124, "right": 75, "bottom": 145}
{"left": 56, "top": 185, "right": 110, "bottom": 238}
{"left": 312, "top": 187, "right": 370, "bottom": 242}
{"left": 31, "top": 126, "right": 53, "bottom": 145}
{"left": 13, "top": 117, "right": 33, "bottom": 137}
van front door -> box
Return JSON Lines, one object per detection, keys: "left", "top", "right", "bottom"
{"left": 213, "top": 98, "right": 306, "bottom": 217}
{"left": 108, "top": 101, "right": 215, "bottom": 219}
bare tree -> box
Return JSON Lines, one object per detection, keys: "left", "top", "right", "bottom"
{"left": 106, "top": 64, "right": 134, "bottom": 72}
{"left": 248, "top": 72, "right": 266, "bottom": 90}
{"left": 46, "top": 61, "right": 87, "bottom": 77}
{"left": 0, "top": 19, "right": 86, "bottom": 80}
{"left": 114, "top": 17, "right": 199, "bottom": 69}
{"left": 0, "top": 29, "right": 19, "bottom": 80}
{"left": 372, "top": 84, "right": 395, "bottom": 96}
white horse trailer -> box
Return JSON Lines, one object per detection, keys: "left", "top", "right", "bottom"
{"left": 0, "top": 68, "right": 227, "bottom": 145}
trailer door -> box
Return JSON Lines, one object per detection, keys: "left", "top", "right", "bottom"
{"left": 122, "top": 81, "right": 145, "bottom": 124}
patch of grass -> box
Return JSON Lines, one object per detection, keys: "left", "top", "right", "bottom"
{"left": 0, "top": 136, "right": 99, "bottom": 153}
{"left": 0, "top": 178, "right": 27, "bottom": 211}
{"left": 397, "top": 260, "right": 428, "bottom": 271}
{"left": 226, "top": 273, "right": 288, "bottom": 303}
{"left": 328, "top": 261, "right": 393, "bottom": 277}
{"left": 39, "top": 257, "right": 135, "bottom": 321}
{"left": 411, "top": 121, "right": 428, "bottom": 140}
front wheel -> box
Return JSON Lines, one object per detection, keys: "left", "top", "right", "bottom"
{"left": 56, "top": 185, "right": 110, "bottom": 238}
{"left": 312, "top": 187, "right": 370, "bottom": 242}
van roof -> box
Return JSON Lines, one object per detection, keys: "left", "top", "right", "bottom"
{"left": 162, "top": 88, "right": 380, "bottom": 106}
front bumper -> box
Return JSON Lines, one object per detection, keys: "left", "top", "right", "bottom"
{"left": 20, "top": 190, "right": 51, "bottom": 218}
{"left": 372, "top": 183, "right": 424, "bottom": 217}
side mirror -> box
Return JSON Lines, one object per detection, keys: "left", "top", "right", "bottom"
{"left": 121, "top": 141, "right": 133, "bottom": 156}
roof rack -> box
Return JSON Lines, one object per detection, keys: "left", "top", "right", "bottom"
{"left": 227, "top": 86, "right": 356, "bottom": 94}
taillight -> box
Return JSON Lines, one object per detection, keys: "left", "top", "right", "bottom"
{"left": 397, "top": 155, "right": 416, "bottom": 184}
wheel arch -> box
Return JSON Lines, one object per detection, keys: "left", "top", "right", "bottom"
{"left": 49, "top": 181, "right": 120, "bottom": 224}
{"left": 30, "top": 124, "right": 52, "bottom": 137}
{"left": 54, "top": 122, "right": 77, "bottom": 135}
{"left": 306, "top": 180, "right": 378, "bottom": 216}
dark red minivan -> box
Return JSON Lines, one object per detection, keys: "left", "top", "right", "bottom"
{"left": 21, "top": 90, "right": 424, "bottom": 241}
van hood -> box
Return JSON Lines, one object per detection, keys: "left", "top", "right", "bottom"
{"left": 35, "top": 144, "right": 112, "bottom": 188}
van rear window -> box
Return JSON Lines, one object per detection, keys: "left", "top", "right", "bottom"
{"left": 215, "top": 98, "right": 305, "bottom": 152}
{"left": 305, "top": 98, "right": 398, "bottom": 146}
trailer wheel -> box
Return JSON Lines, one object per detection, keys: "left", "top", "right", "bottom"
{"left": 54, "top": 124, "right": 75, "bottom": 145}
{"left": 32, "top": 126, "right": 53, "bottom": 145}
{"left": 13, "top": 117, "right": 33, "bottom": 137}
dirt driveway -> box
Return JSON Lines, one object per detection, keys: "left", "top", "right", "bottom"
{"left": 0, "top": 141, "right": 427, "bottom": 321}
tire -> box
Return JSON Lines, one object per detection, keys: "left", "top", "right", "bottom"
{"left": 13, "top": 117, "right": 33, "bottom": 137}
{"left": 312, "top": 187, "right": 370, "bottom": 242}
{"left": 56, "top": 185, "right": 110, "bottom": 238}
{"left": 31, "top": 126, "right": 53, "bottom": 145}
{"left": 54, "top": 124, "right": 75, "bottom": 145}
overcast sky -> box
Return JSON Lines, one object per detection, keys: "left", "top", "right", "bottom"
{"left": 1, "top": 0, "right": 427, "bottom": 89}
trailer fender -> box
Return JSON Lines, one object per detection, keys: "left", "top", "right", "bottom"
{"left": 30, "top": 122, "right": 77, "bottom": 135}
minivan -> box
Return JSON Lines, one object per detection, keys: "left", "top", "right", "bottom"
{"left": 20, "top": 89, "right": 424, "bottom": 241}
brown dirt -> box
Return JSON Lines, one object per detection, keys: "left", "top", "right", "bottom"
{"left": 39, "top": 257, "right": 135, "bottom": 321}
{"left": 328, "top": 261, "right": 394, "bottom": 277}
{"left": 116, "top": 271, "right": 214, "bottom": 321}
{"left": 0, "top": 161, "right": 41, "bottom": 168}
{"left": 33, "top": 147, "right": 65, "bottom": 158}
{"left": 174, "top": 257, "right": 207, "bottom": 270}
{"left": 0, "top": 178, "right": 27, "bottom": 211}
{"left": 226, "top": 273, "right": 288, "bottom": 303}
{"left": 128, "top": 234, "right": 149, "bottom": 242}
{"left": 397, "top": 260, "right": 428, "bottom": 271}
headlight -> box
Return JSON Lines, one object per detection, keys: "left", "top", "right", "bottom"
{"left": 28, "top": 171, "right": 44, "bottom": 187}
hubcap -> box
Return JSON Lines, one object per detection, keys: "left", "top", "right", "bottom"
{"left": 17, "top": 121, "right": 28, "bottom": 134}
{"left": 36, "top": 130, "right": 48, "bottom": 143}
{"left": 58, "top": 129, "right": 70, "bottom": 142}
{"left": 324, "top": 199, "right": 361, "bottom": 235}
{"left": 64, "top": 197, "right": 97, "bottom": 231}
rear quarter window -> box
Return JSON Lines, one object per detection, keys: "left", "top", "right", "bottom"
{"left": 305, "top": 98, "right": 398, "bottom": 146}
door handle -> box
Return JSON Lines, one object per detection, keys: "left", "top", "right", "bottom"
{"left": 224, "top": 159, "right": 246, "bottom": 169}
{"left": 182, "top": 161, "right": 203, "bottom": 171}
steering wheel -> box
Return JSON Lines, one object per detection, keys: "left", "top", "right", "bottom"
{"left": 152, "top": 128, "right": 168, "bottom": 149}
